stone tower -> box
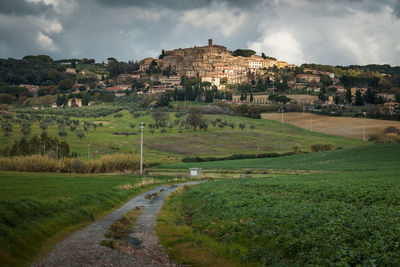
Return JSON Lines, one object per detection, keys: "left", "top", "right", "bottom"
{"left": 208, "top": 39, "right": 213, "bottom": 46}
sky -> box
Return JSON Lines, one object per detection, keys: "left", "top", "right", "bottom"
{"left": 1, "top": 0, "right": 400, "bottom": 66}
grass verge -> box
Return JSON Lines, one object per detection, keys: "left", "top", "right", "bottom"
{"left": 156, "top": 185, "right": 246, "bottom": 267}
{"left": 0, "top": 172, "right": 188, "bottom": 267}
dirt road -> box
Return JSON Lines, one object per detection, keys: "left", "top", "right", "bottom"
{"left": 34, "top": 182, "right": 202, "bottom": 267}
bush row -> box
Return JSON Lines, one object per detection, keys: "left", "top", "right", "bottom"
{"left": 369, "top": 133, "right": 400, "bottom": 144}
{"left": 182, "top": 152, "right": 297, "bottom": 163}
{"left": 0, "top": 153, "right": 140, "bottom": 173}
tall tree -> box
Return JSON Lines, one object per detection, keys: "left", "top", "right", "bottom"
{"left": 355, "top": 90, "right": 364, "bottom": 106}
{"left": 346, "top": 88, "right": 352, "bottom": 104}
{"left": 152, "top": 110, "right": 169, "bottom": 128}
{"left": 186, "top": 107, "right": 205, "bottom": 131}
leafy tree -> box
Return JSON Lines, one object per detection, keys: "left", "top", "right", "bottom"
{"left": 156, "top": 92, "right": 171, "bottom": 107}
{"left": 346, "top": 88, "right": 352, "bottom": 104}
{"left": 69, "top": 124, "right": 77, "bottom": 132}
{"left": 152, "top": 110, "right": 169, "bottom": 128}
{"left": 56, "top": 94, "right": 64, "bottom": 106}
{"left": 326, "top": 87, "right": 337, "bottom": 94}
{"left": 232, "top": 49, "right": 256, "bottom": 57}
{"left": 76, "top": 130, "right": 85, "bottom": 139}
{"left": 238, "top": 84, "right": 252, "bottom": 93}
{"left": 159, "top": 49, "right": 166, "bottom": 59}
{"left": 261, "top": 52, "right": 267, "bottom": 59}
{"left": 269, "top": 94, "right": 291, "bottom": 104}
{"left": 186, "top": 107, "right": 205, "bottom": 131}
{"left": 81, "top": 94, "right": 89, "bottom": 106}
{"left": 58, "top": 127, "right": 67, "bottom": 138}
{"left": 0, "top": 93, "right": 15, "bottom": 104}
{"left": 355, "top": 90, "right": 364, "bottom": 106}
{"left": 201, "top": 81, "right": 212, "bottom": 89}
{"left": 205, "top": 90, "right": 214, "bottom": 102}
{"left": 364, "top": 88, "right": 377, "bottom": 104}
{"left": 58, "top": 78, "right": 74, "bottom": 92}
{"left": 58, "top": 140, "right": 70, "bottom": 158}
{"left": 39, "top": 121, "right": 48, "bottom": 135}
{"left": 20, "top": 121, "right": 31, "bottom": 138}
{"left": 395, "top": 91, "right": 400, "bottom": 103}
{"left": 1, "top": 120, "right": 12, "bottom": 143}
{"left": 334, "top": 95, "right": 340, "bottom": 105}
{"left": 255, "top": 79, "right": 266, "bottom": 92}
{"left": 318, "top": 90, "right": 326, "bottom": 101}
{"left": 239, "top": 123, "right": 246, "bottom": 130}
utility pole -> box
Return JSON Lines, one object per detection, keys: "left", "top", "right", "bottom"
{"left": 363, "top": 112, "right": 366, "bottom": 141}
{"left": 140, "top": 122, "right": 144, "bottom": 175}
{"left": 281, "top": 105, "right": 284, "bottom": 124}
{"left": 88, "top": 143, "right": 91, "bottom": 160}
{"left": 43, "top": 143, "right": 45, "bottom": 155}
{"left": 310, "top": 114, "right": 313, "bottom": 132}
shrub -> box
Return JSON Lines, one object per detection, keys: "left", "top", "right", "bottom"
{"left": 71, "top": 158, "right": 85, "bottom": 173}
{"left": 384, "top": 126, "right": 400, "bottom": 135}
{"left": 369, "top": 133, "right": 400, "bottom": 144}
{"left": 310, "top": 144, "right": 335, "bottom": 152}
{"left": 292, "top": 145, "right": 301, "bottom": 154}
{"left": 182, "top": 152, "right": 297, "bottom": 163}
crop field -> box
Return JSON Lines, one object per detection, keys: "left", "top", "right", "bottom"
{"left": 157, "top": 144, "right": 400, "bottom": 266}
{"left": 262, "top": 112, "right": 400, "bottom": 139}
{"left": 0, "top": 108, "right": 364, "bottom": 164}
{"left": 0, "top": 171, "right": 183, "bottom": 266}
{"left": 162, "top": 143, "right": 400, "bottom": 170}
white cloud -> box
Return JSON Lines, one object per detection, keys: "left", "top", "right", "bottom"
{"left": 40, "top": 19, "right": 63, "bottom": 34}
{"left": 248, "top": 30, "right": 306, "bottom": 65}
{"left": 36, "top": 31, "right": 58, "bottom": 52}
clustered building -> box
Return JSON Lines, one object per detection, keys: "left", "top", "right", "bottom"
{"left": 139, "top": 39, "right": 292, "bottom": 90}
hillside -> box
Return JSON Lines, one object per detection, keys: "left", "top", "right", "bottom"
{"left": 0, "top": 109, "right": 364, "bottom": 164}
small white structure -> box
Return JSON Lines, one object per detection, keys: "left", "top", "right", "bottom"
{"left": 190, "top": 168, "right": 202, "bottom": 177}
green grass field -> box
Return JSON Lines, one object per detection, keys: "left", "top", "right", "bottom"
{"left": 157, "top": 144, "right": 400, "bottom": 266}
{"left": 0, "top": 171, "right": 182, "bottom": 266}
{"left": 0, "top": 108, "right": 364, "bottom": 164}
{"left": 162, "top": 143, "right": 400, "bottom": 170}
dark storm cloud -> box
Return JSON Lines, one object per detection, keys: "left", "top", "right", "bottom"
{"left": 0, "top": 0, "right": 54, "bottom": 16}
{"left": 0, "top": 0, "right": 399, "bottom": 65}
{"left": 94, "top": 0, "right": 263, "bottom": 9}
{"left": 393, "top": 0, "right": 400, "bottom": 18}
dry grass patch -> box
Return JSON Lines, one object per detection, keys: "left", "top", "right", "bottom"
{"left": 100, "top": 207, "right": 143, "bottom": 249}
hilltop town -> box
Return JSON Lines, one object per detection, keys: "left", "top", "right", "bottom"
{"left": 138, "top": 39, "right": 293, "bottom": 90}
{"left": 0, "top": 39, "right": 399, "bottom": 119}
